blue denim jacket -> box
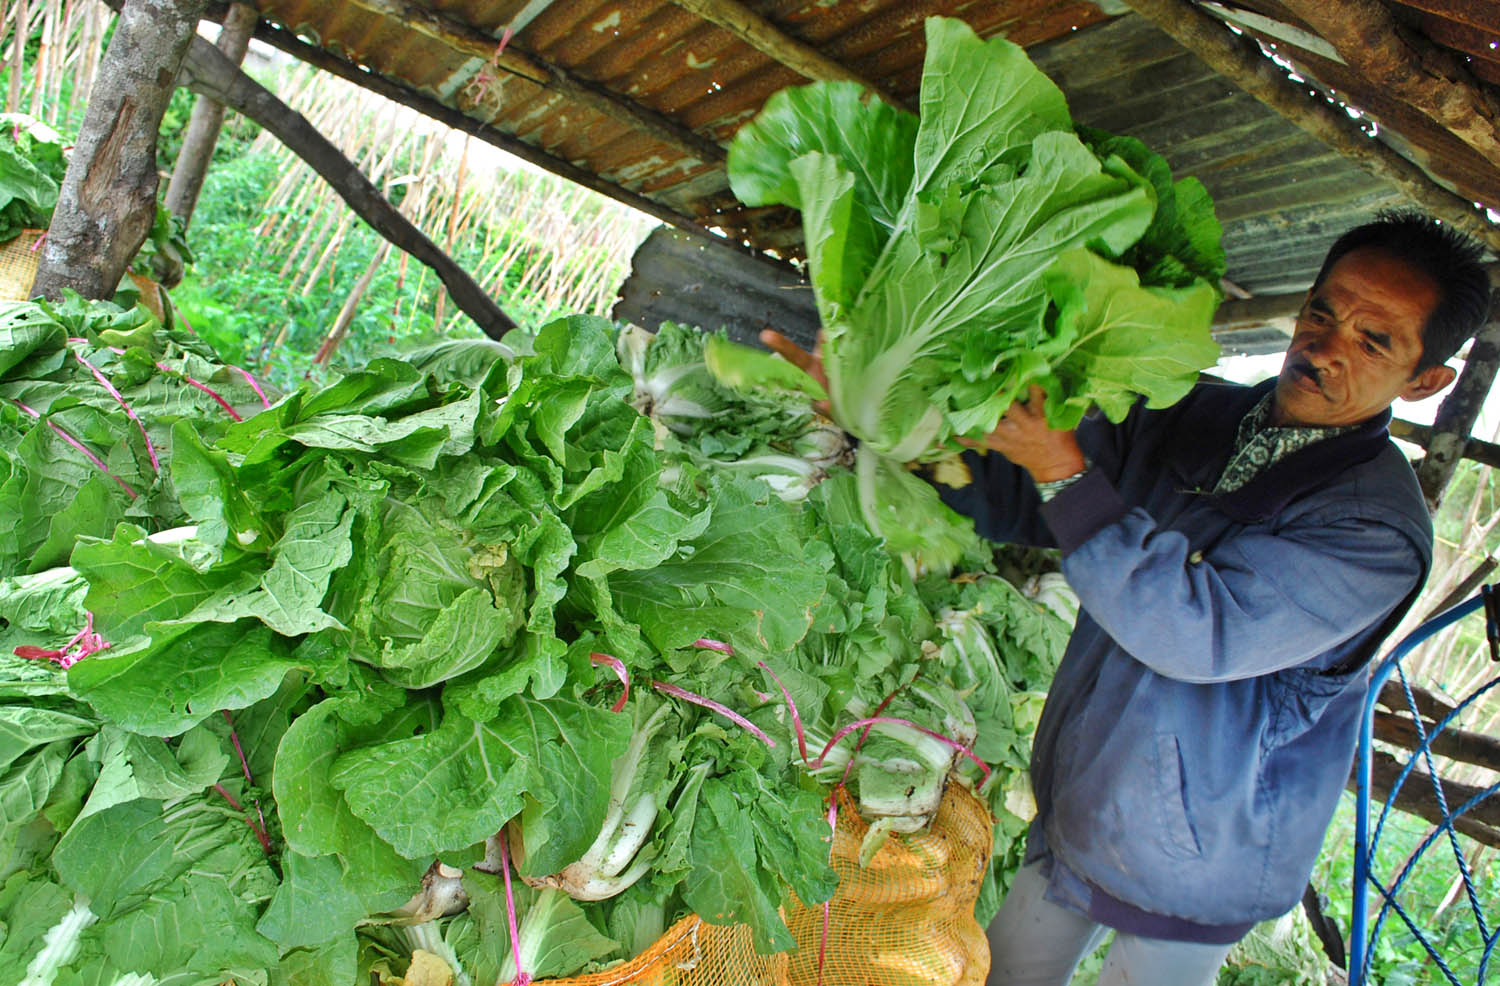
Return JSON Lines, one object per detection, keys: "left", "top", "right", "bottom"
{"left": 940, "top": 379, "right": 1432, "bottom": 927}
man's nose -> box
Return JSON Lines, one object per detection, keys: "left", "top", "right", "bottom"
{"left": 1301, "top": 330, "right": 1346, "bottom": 370}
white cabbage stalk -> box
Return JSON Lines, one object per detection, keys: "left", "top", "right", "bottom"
{"left": 18, "top": 900, "right": 96, "bottom": 986}
{"left": 520, "top": 701, "right": 675, "bottom": 900}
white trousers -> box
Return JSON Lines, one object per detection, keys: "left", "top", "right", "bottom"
{"left": 985, "top": 860, "right": 1237, "bottom": 986}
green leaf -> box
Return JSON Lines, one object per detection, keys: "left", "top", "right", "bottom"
{"left": 607, "top": 478, "right": 831, "bottom": 655}
{"left": 160, "top": 484, "right": 354, "bottom": 636}
{"left": 256, "top": 851, "right": 368, "bottom": 950}
{"left": 728, "top": 80, "right": 917, "bottom": 236}
{"left": 1038, "top": 248, "right": 1221, "bottom": 429}
{"left": 681, "top": 782, "right": 793, "bottom": 953}
{"left": 330, "top": 695, "right": 630, "bottom": 867}
{"left": 68, "top": 620, "right": 303, "bottom": 737}
{"left": 271, "top": 698, "right": 428, "bottom": 913}
{"left": 52, "top": 799, "right": 172, "bottom": 919}
{"left": 0, "top": 706, "right": 94, "bottom": 772}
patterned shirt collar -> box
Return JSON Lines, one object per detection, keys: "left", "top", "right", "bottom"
{"left": 1213, "top": 392, "right": 1356, "bottom": 495}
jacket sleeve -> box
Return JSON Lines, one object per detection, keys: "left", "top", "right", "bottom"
{"left": 1040, "top": 470, "right": 1424, "bottom": 682}
{"left": 932, "top": 447, "right": 1056, "bottom": 548}
{"left": 931, "top": 408, "right": 1128, "bottom": 548}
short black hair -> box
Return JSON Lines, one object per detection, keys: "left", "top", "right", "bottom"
{"left": 1312, "top": 210, "right": 1492, "bottom": 371}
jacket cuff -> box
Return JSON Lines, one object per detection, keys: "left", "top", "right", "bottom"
{"left": 1039, "top": 468, "right": 1127, "bottom": 555}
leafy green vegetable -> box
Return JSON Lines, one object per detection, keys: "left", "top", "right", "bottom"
{"left": 723, "top": 17, "right": 1223, "bottom": 568}
{"left": 0, "top": 115, "right": 67, "bottom": 244}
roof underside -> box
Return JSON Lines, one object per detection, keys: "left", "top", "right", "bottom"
{"left": 248, "top": 0, "right": 1500, "bottom": 313}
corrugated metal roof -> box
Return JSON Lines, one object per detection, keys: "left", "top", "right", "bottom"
{"left": 247, "top": 0, "right": 1500, "bottom": 304}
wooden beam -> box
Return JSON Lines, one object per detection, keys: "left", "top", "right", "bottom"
{"left": 177, "top": 34, "right": 519, "bottom": 339}
{"left": 1392, "top": 418, "right": 1500, "bottom": 472}
{"left": 248, "top": 19, "right": 733, "bottom": 250}
{"left": 1117, "top": 0, "right": 1500, "bottom": 253}
{"left": 1418, "top": 316, "right": 1500, "bottom": 507}
{"left": 669, "top": 0, "right": 904, "bottom": 109}
{"left": 1279, "top": 0, "right": 1500, "bottom": 188}
{"left": 1354, "top": 750, "right": 1500, "bottom": 850}
{"left": 338, "top": 0, "right": 726, "bottom": 165}
{"left": 1373, "top": 710, "right": 1500, "bottom": 777}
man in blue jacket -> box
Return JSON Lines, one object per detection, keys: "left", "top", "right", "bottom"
{"left": 942, "top": 211, "right": 1493, "bottom": 984}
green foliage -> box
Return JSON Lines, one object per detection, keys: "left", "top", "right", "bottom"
{"left": 0, "top": 114, "right": 68, "bottom": 243}
{"left": 721, "top": 17, "right": 1223, "bottom": 571}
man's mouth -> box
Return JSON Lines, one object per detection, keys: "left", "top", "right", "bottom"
{"left": 1285, "top": 360, "right": 1324, "bottom": 396}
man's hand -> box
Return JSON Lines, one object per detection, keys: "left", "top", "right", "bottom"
{"left": 964, "top": 385, "right": 1086, "bottom": 483}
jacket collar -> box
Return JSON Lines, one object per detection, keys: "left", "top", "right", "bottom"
{"left": 1161, "top": 378, "right": 1396, "bottom": 523}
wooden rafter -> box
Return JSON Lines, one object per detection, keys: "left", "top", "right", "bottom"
{"left": 1279, "top": 0, "right": 1500, "bottom": 176}
{"left": 177, "top": 33, "right": 518, "bottom": 339}
{"left": 1117, "top": 0, "right": 1500, "bottom": 253}
{"left": 248, "top": 17, "right": 733, "bottom": 249}
{"left": 669, "top": 0, "right": 905, "bottom": 109}
{"left": 337, "top": 0, "right": 726, "bottom": 164}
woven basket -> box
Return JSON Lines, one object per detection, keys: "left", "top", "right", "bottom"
{"left": 0, "top": 229, "right": 44, "bottom": 301}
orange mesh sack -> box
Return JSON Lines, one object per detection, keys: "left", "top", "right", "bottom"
{"left": 534, "top": 781, "right": 992, "bottom": 986}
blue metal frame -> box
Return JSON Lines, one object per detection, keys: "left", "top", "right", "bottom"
{"left": 1349, "top": 588, "right": 1500, "bottom": 985}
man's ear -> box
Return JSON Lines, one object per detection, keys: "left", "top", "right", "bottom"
{"left": 1400, "top": 363, "right": 1457, "bottom": 402}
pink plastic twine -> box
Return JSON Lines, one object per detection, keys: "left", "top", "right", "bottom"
{"left": 839, "top": 684, "right": 906, "bottom": 787}
{"left": 11, "top": 400, "right": 138, "bottom": 498}
{"left": 590, "top": 652, "right": 630, "bottom": 713}
{"left": 75, "top": 351, "right": 159, "bottom": 470}
{"left": 234, "top": 365, "right": 272, "bottom": 409}
{"left": 212, "top": 782, "right": 274, "bottom": 855}
{"left": 156, "top": 362, "right": 242, "bottom": 421}
{"left": 814, "top": 716, "right": 990, "bottom": 784}
{"left": 14, "top": 611, "right": 111, "bottom": 669}
{"left": 651, "top": 680, "right": 775, "bottom": 748}
{"left": 498, "top": 830, "right": 533, "bottom": 986}
{"left": 222, "top": 709, "right": 254, "bottom": 783}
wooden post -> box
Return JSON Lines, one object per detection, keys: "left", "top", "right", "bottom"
{"left": 32, "top": 0, "right": 206, "bottom": 302}
{"left": 178, "top": 35, "right": 518, "bottom": 339}
{"left": 164, "top": 1, "right": 257, "bottom": 228}
{"left": 1417, "top": 315, "right": 1500, "bottom": 508}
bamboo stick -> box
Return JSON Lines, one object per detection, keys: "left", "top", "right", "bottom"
{"left": 8, "top": 0, "right": 28, "bottom": 114}
{"left": 30, "top": 0, "right": 48, "bottom": 121}
{"left": 314, "top": 130, "right": 441, "bottom": 363}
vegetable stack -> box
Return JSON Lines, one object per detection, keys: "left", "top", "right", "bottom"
{"left": 1, "top": 297, "right": 1065, "bottom": 986}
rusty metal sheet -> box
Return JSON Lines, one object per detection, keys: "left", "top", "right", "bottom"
{"left": 250, "top": 0, "right": 1498, "bottom": 306}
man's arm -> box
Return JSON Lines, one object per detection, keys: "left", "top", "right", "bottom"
{"left": 983, "top": 384, "right": 1423, "bottom": 680}
{"left": 1045, "top": 479, "right": 1423, "bottom": 681}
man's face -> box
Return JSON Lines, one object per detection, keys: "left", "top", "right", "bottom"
{"left": 1273, "top": 248, "right": 1455, "bottom": 428}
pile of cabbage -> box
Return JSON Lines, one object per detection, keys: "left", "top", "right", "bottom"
{"left": 0, "top": 296, "right": 1065, "bottom": 986}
